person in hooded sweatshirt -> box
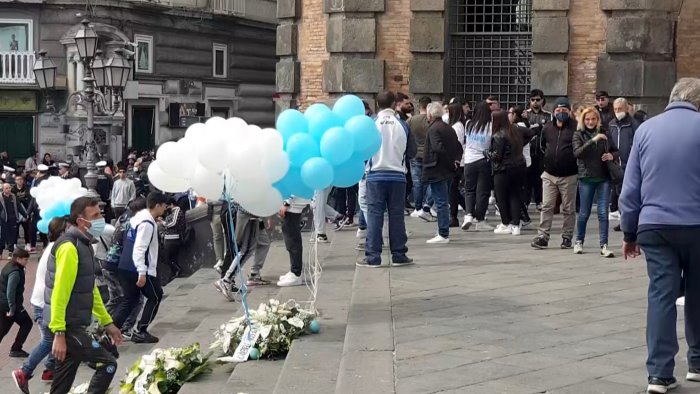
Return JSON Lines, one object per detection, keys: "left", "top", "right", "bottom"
{"left": 531, "top": 97, "right": 579, "bottom": 250}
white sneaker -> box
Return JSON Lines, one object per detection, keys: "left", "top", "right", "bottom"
{"left": 493, "top": 224, "right": 512, "bottom": 235}
{"left": 461, "top": 214, "right": 474, "bottom": 230}
{"left": 356, "top": 228, "right": 366, "bottom": 238}
{"left": 489, "top": 196, "right": 496, "bottom": 205}
{"left": 277, "top": 272, "right": 303, "bottom": 287}
{"left": 430, "top": 207, "right": 438, "bottom": 217}
{"left": 511, "top": 225, "right": 521, "bottom": 236}
{"left": 677, "top": 296, "right": 685, "bottom": 307}
{"left": 410, "top": 210, "right": 421, "bottom": 218}
{"left": 417, "top": 210, "right": 433, "bottom": 222}
{"left": 213, "top": 259, "right": 224, "bottom": 274}
{"left": 600, "top": 244, "right": 615, "bottom": 258}
{"left": 573, "top": 241, "right": 583, "bottom": 254}
{"left": 475, "top": 221, "right": 494, "bottom": 231}
{"left": 609, "top": 211, "right": 621, "bottom": 220}
{"left": 426, "top": 235, "right": 449, "bottom": 244}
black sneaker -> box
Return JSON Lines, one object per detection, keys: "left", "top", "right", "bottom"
{"left": 449, "top": 218, "right": 459, "bottom": 228}
{"left": 122, "top": 329, "right": 133, "bottom": 341}
{"left": 356, "top": 257, "right": 381, "bottom": 268}
{"left": 131, "top": 330, "right": 159, "bottom": 344}
{"left": 9, "top": 349, "right": 29, "bottom": 358}
{"left": 561, "top": 237, "right": 573, "bottom": 249}
{"left": 391, "top": 258, "right": 415, "bottom": 267}
{"left": 614, "top": 224, "right": 621, "bottom": 232}
{"left": 647, "top": 376, "right": 678, "bottom": 393}
{"left": 687, "top": 368, "right": 700, "bottom": 382}
{"left": 531, "top": 236, "right": 548, "bottom": 249}
{"left": 246, "top": 273, "right": 271, "bottom": 287}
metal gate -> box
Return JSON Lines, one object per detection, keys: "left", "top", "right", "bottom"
{"left": 447, "top": 0, "right": 533, "bottom": 110}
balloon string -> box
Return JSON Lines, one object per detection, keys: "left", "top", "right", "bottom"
{"left": 222, "top": 176, "right": 253, "bottom": 326}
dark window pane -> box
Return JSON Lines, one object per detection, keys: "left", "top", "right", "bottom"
{"left": 215, "top": 49, "right": 224, "bottom": 76}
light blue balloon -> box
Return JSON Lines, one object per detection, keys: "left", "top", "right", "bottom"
{"left": 307, "top": 111, "right": 343, "bottom": 142}
{"left": 301, "top": 157, "right": 334, "bottom": 191}
{"left": 304, "top": 103, "right": 331, "bottom": 120}
{"left": 273, "top": 178, "right": 293, "bottom": 200}
{"left": 276, "top": 109, "right": 309, "bottom": 145}
{"left": 37, "top": 219, "right": 49, "bottom": 234}
{"left": 332, "top": 95, "right": 365, "bottom": 123}
{"left": 345, "top": 115, "right": 382, "bottom": 160}
{"left": 320, "top": 127, "right": 354, "bottom": 165}
{"left": 332, "top": 159, "right": 366, "bottom": 188}
{"left": 286, "top": 133, "right": 320, "bottom": 167}
{"left": 286, "top": 168, "right": 314, "bottom": 199}
{"left": 309, "top": 320, "right": 320, "bottom": 334}
{"left": 57, "top": 200, "right": 72, "bottom": 216}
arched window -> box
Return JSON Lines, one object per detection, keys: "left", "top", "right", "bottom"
{"left": 448, "top": 0, "right": 532, "bottom": 109}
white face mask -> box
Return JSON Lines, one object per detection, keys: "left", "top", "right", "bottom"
{"left": 615, "top": 112, "right": 626, "bottom": 121}
{"left": 441, "top": 113, "right": 449, "bottom": 123}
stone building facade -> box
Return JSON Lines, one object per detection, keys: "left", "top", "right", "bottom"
{"left": 0, "top": 0, "right": 277, "bottom": 167}
{"left": 276, "top": 0, "right": 697, "bottom": 116}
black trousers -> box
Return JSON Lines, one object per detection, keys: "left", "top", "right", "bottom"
{"left": 493, "top": 166, "right": 526, "bottom": 226}
{"left": 162, "top": 239, "right": 182, "bottom": 276}
{"left": 610, "top": 183, "right": 621, "bottom": 213}
{"left": 0, "top": 308, "right": 32, "bottom": 351}
{"left": 112, "top": 207, "right": 127, "bottom": 221}
{"left": 463, "top": 159, "right": 493, "bottom": 221}
{"left": 281, "top": 212, "right": 303, "bottom": 277}
{"left": 30, "top": 214, "right": 47, "bottom": 248}
{"left": 449, "top": 171, "right": 466, "bottom": 219}
{"left": 334, "top": 185, "right": 358, "bottom": 219}
{"left": 527, "top": 159, "right": 543, "bottom": 205}
{"left": 113, "top": 270, "right": 163, "bottom": 333}
{"left": 0, "top": 221, "right": 18, "bottom": 254}
{"left": 51, "top": 327, "right": 117, "bottom": 394}
{"left": 18, "top": 220, "right": 31, "bottom": 245}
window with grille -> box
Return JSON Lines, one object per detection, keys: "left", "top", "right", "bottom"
{"left": 448, "top": 0, "right": 533, "bottom": 110}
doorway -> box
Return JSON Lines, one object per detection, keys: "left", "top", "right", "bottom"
{"left": 131, "top": 106, "right": 155, "bottom": 152}
{"left": 0, "top": 116, "right": 33, "bottom": 163}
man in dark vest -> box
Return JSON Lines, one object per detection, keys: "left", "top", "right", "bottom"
{"left": 0, "top": 249, "right": 32, "bottom": 358}
{"left": 46, "top": 196, "right": 122, "bottom": 393}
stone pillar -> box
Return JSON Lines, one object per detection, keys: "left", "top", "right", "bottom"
{"left": 322, "top": 0, "right": 385, "bottom": 106}
{"left": 531, "top": 0, "right": 570, "bottom": 100}
{"left": 275, "top": 0, "right": 300, "bottom": 115}
{"left": 409, "top": 0, "right": 445, "bottom": 98}
{"left": 597, "top": 0, "right": 682, "bottom": 114}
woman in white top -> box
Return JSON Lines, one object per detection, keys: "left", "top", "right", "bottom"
{"left": 448, "top": 102, "right": 467, "bottom": 227}
{"left": 460, "top": 101, "right": 494, "bottom": 231}
{"left": 12, "top": 217, "right": 68, "bottom": 386}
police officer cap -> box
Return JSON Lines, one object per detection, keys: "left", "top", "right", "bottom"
{"left": 37, "top": 164, "right": 49, "bottom": 172}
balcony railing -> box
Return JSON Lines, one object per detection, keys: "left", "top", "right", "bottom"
{"left": 0, "top": 51, "right": 36, "bottom": 85}
{"left": 210, "top": 0, "right": 244, "bottom": 15}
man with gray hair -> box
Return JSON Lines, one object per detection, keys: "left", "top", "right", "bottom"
{"left": 608, "top": 97, "right": 640, "bottom": 225}
{"left": 621, "top": 77, "right": 700, "bottom": 394}
{"left": 421, "top": 102, "right": 463, "bottom": 244}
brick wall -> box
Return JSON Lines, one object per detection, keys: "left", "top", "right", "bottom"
{"left": 566, "top": 0, "right": 607, "bottom": 107}
{"left": 297, "top": 0, "right": 329, "bottom": 108}
{"left": 377, "top": 0, "right": 412, "bottom": 94}
{"left": 676, "top": 0, "right": 700, "bottom": 78}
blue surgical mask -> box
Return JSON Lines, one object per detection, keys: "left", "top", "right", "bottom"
{"left": 87, "top": 218, "right": 106, "bottom": 238}
{"left": 555, "top": 112, "right": 569, "bottom": 122}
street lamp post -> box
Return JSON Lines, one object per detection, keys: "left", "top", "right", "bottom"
{"left": 32, "top": 19, "right": 129, "bottom": 199}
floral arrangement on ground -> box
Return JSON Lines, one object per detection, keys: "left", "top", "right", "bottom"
{"left": 119, "top": 342, "right": 212, "bottom": 394}
{"left": 212, "top": 299, "right": 317, "bottom": 360}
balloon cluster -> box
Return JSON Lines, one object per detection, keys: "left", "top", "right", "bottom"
{"left": 273, "top": 95, "right": 381, "bottom": 199}
{"left": 30, "top": 177, "right": 88, "bottom": 233}
{"left": 147, "top": 117, "right": 290, "bottom": 217}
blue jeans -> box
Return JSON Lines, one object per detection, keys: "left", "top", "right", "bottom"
{"left": 638, "top": 228, "right": 700, "bottom": 378}
{"left": 575, "top": 180, "right": 610, "bottom": 246}
{"left": 365, "top": 180, "right": 409, "bottom": 265}
{"left": 426, "top": 179, "right": 450, "bottom": 237}
{"left": 410, "top": 159, "right": 433, "bottom": 210}
{"left": 22, "top": 305, "right": 55, "bottom": 377}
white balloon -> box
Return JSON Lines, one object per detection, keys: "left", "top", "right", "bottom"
{"left": 197, "top": 136, "right": 228, "bottom": 173}
{"left": 30, "top": 187, "right": 38, "bottom": 198}
{"left": 241, "top": 187, "right": 283, "bottom": 217}
{"left": 185, "top": 123, "right": 206, "bottom": 139}
{"left": 69, "top": 178, "right": 82, "bottom": 190}
{"left": 228, "top": 173, "right": 270, "bottom": 206}
{"left": 175, "top": 139, "right": 197, "bottom": 179}
{"left": 226, "top": 117, "right": 248, "bottom": 132}
{"left": 247, "top": 124, "right": 262, "bottom": 135}
{"left": 147, "top": 162, "right": 190, "bottom": 193}
{"left": 156, "top": 141, "right": 187, "bottom": 177}
{"left": 259, "top": 128, "right": 284, "bottom": 152}
{"left": 206, "top": 116, "right": 227, "bottom": 129}
{"left": 261, "top": 150, "right": 290, "bottom": 183}
{"left": 191, "top": 165, "right": 224, "bottom": 200}
{"left": 227, "top": 141, "right": 261, "bottom": 177}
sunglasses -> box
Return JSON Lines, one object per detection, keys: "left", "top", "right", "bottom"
{"left": 530, "top": 98, "right": 542, "bottom": 102}
{"left": 596, "top": 97, "right": 608, "bottom": 101}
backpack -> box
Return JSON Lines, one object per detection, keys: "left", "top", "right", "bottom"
{"left": 117, "top": 220, "right": 155, "bottom": 273}
{"left": 105, "top": 213, "right": 131, "bottom": 266}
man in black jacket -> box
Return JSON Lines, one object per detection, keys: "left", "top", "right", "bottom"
{"left": 422, "top": 103, "right": 463, "bottom": 244}
{"left": 525, "top": 89, "right": 552, "bottom": 210}
{"left": 531, "top": 97, "right": 579, "bottom": 250}
{"left": 595, "top": 91, "right": 615, "bottom": 132}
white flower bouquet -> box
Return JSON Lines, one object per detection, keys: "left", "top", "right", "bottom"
{"left": 212, "top": 299, "right": 316, "bottom": 360}
{"left": 119, "top": 343, "right": 212, "bottom": 394}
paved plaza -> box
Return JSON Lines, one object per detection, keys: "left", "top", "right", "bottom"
{"left": 0, "top": 210, "right": 697, "bottom": 394}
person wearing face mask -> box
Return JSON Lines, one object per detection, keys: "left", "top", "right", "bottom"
{"left": 572, "top": 107, "right": 617, "bottom": 257}
{"left": 113, "top": 192, "right": 168, "bottom": 344}
{"left": 45, "top": 197, "right": 122, "bottom": 394}
{"left": 608, "top": 97, "right": 640, "bottom": 227}
{"left": 531, "top": 97, "right": 579, "bottom": 250}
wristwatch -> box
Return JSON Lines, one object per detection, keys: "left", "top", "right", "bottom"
{"left": 283, "top": 201, "right": 291, "bottom": 207}
{"left": 54, "top": 331, "right": 65, "bottom": 336}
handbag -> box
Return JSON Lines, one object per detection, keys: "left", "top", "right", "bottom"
{"left": 605, "top": 141, "right": 624, "bottom": 184}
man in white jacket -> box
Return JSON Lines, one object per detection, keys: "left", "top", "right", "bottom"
{"left": 113, "top": 192, "right": 168, "bottom": 343}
